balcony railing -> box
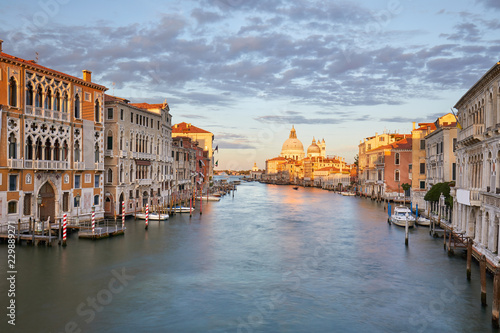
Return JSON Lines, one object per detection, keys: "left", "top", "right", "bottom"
{"left": 74, "top": 162, "right": 85, "bottom": 170}
{"left": 138, "top": 179, "right": 152, "bottom": 186}
{"left": 25, "top": 106, "right": 69, "bottom": 122}
{"left": 23, "top": 160, "right": 69, "bottom": 170}
{"left": 458, "top": 124, "right": 485, "bottom": 145}
{"left": 95, "top": 162, "right": 104, "bottom": 170}
{"left": 105, "top": 150, "right": 113, "bottom": 157}
{"left": 7, "top": 159, "right": 23, "bottom": 169}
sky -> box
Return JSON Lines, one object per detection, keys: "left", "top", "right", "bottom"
{"left": 1, "top": 0, "right": 499, "bottom": 170}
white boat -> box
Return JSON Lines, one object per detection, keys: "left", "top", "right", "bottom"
{"left": 172, "top": 206, "right": 192, "bottom": 213}
{"left": 197, "top": 196, "right": 221, "bottom": 202}
{"left": 390, "top": 206, "right": 415, "bottom": 227}
{"left": 136, "top": 212, "right": 169, "bottom": 220}
{"left": 416, "top": 216, "right": 431, "bottom": 226}
{"left": 341, "top": 192, "right": 356, "bottom": 196}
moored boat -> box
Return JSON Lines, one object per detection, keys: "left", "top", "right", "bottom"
{"left": 390, "top": 206, "right": 415, "bottom": 227}
{"left": 341, "top": 191, "right": 356, "bottom": 196}
{"left": 198, "top": 196, "right": 221, "bottom": 201}
{"left": 136, "top": 212, "right": 169, "bottom": 220}
{"left": 172, "top": 206, "right": 192, "bottom": 213}
{"left": 416, "top": 216, "right": 430, "bottom": 226}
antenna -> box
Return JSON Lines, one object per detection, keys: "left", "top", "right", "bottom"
{"left": 35, "top": 52, "right": 39, "bottom": 63}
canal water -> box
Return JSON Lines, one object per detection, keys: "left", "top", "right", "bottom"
{"left": 1, "top": 182, "right": 497, "bottom": 332}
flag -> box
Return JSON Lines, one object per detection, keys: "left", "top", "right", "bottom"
{"left": 214, "top": 145, "right": 218, "bottom": 152}
{"left": 450, "top": 108, "right": 463, "bottom": 130}
{"left": 199, "top": 159, "right": 205, "bottom": 167}
{"left": 215, "top": 160, "right": 218, "bottom": 167}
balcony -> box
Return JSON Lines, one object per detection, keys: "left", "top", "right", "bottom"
{"left": 25, "top": 106, "right": 69, "bottom": 122}
{"left": 7, "top": 159, "right": 23, "bottom": 169}
{"left": 138, "top": 179, "right": 152, "bottom": 186}
{"left": 74, "top": 162, "right": 85, "bottom": 170}
{"left": 95, "top": 162, "right": 104, "bottom": 170}
{"left": 105, "top": 150, "right": 113, "bottom": 157}
{"left": 457, "top": 124, "right": 485, "bottom": 146}
{"left": 119, "top": 150, "right": 127, "bottom": 158}
{"left": 23, "top": 160, "right": 69, "bottom": 170}
{"left": 456, "top": 188, "right": 481, "bottom": 207}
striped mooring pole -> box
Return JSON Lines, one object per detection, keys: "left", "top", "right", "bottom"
{"left": 145, "top": 203, "right": 149, "bottom": 230}
{"left": 62, "top": 213, "right": 67, "bottom": 247}
{"left": 122, "top": 201, "right": 125, "bottom": 231}
{"left": 92, "top": 207, "right": 95, "bottom": 234}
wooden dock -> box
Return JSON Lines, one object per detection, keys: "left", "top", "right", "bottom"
{"left": 77, "top": 219, "right": 125, "bottom": 240}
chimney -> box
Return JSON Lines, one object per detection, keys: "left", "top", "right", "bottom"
{"left": 412, "top": 122, "right": 416, "bottom": 130}
{"left": 0, "top": 39, "right": 3, "bottom": 53}
{"left": 82, "top": 69, "right": 92, "bottom": 82}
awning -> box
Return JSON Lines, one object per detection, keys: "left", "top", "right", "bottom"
{"left": 135, "top": 160, "right": 151, "bottom": 166}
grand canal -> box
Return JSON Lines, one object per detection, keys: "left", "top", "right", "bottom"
{"left": 2, "top": 182, "right": 497, "bottom": 332}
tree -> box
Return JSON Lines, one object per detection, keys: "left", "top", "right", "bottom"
{"left": 401, "top": 183, "right": 411, "bottom": 204}
{"left": 424, "top": 182, "right": 453, "bottom": 208}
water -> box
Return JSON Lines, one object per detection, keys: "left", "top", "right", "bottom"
{"left": 1, "top": 183, "right": 496, "bottom": 332}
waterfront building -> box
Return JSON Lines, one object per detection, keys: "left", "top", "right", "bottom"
{"left": 280, "top": 126, "right": 305, "bottom": 160}
{"left": 452, "top": 61, "right": 500, "bottom": 264}
{"left": 172, "top": 136, "right": 197, "bottom": 200}
{"left": 250, "top": 162, "right": 263, "bottom": 180}
{"left": 172, "top": 122, "right": 214, "bottom": 178}
{"left": 103, "top": 96, "right": 173, "bottom": 216}
{"left": 0, "top": 40, "right": 107, "bottom": 222}
{"left": 410, "top": 122, "right": 436, "bottom": 208}
{"left": 358, "top": 132, "right": 410, "bottom": 197}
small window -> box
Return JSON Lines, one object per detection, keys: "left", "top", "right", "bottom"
{"left": 453, "top": 138, "right": 457, "bottom": 152}
{"left": 107, "top": 108, "right": 113, "bottom": 120}
{"left": 9, "top": 77, "right": 17, "bottom": 107}
{"left": 420, "top": 181, "right": 426, "bottom": 189}
{"left": 367, "top": 144, "right": 371, "bottom": 150}
{"left": 8, "top": 201, "right": 17, "bottom": 214}
{"left": 120, "top": 109, "right": 124, "bottom": 120}
{"left": 452, "top": 163, "right": 456, "bottom": 181}
{"left": 395, "top": 153, "right": 400, "bottom": 165}
{"left": 394, "top": 169, "right": 400, "bottom": 182}
{"left": 94, "top": 175, "right": 100, "bottom": 188}
{"left": 63, "top": 192, "right": 69, "bottom": 212}
{"left": 107, "top": 135, "right": 113, "bottom": 150}
{"left": 75, "top": 175, "right": 81, "bottom": 189}
{"left": 379, "top": 137, "right": 384, "bottom": 142}
{"left": 131, "top": 112, "right": 134, "bottom": 123}
{"left": 74, "top": 197, "right": 80, "bottom": 208}
{"left": 9, "top": 174, "right": 17, "bottom": 191}
{"left": 94, "top": 195, "right": 99, "bottom": 206}
{"left": 420, "top": 139, "right": 425, "bottom": 150}
{"left": 420, "top": 162, "right": 425, "bottom": 175}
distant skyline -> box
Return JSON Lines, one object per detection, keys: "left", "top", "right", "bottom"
{"left": 1, "top": 0, "right": 499, "bottom": 169}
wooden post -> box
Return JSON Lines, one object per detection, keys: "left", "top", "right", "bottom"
{"left": 467, "top": 238, "right": 472, "bottom": 281}
{"left": 447, "top": 227, "right": 454, "bottom": 255}
{"left": 481, "top": 255, "right": 487, "bottom": 306}
{"left": 48, "top": 219, "right": 52, "bottom": 247}
{"left": 32, "top": 218, "right": 35, "bottom": 245}
{"left": 405, "top": 215, "right": 409, "bottom": 247}
{"left": 17, "top": 219, "right": 21, "bottom": 243}
{"left": 493, "top": 269, "right": 500, "bottom": 328}
{"left": 29, "top": 217, "right": 32, "bottom": 234}
{"left": 443, "top": 228, "right": 447, "bottom": 249}
{"left": 58, "top": 218, "right": 62, "bottom": 245}
{"left": 189, "top": 197, "right": 192, "bottom": 217}
{"left": 62, "top": 214, "right": 67, "bottom": 247}
{"left": 41, "top": 218, "right": 45, "bottom": 245}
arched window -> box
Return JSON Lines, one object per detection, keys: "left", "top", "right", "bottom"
{"left": 62, "top": 92, "right": 68, "bottom": 113}
{"left": 107, "top": 168, "right": 113, "bottom": 183}
{"left": 74, "top": 140, "right": 80, "bottom": 162}
{"left": 395, "top": 169, "right": 400, "bottom": 182}
{"left": 35, "top": 138, "right": 43, "bottom": 160}
{"left": 44, "top": 138, "right": 51, "bottom": 160}
{"left": 55, "top": 91, "right": 61, "bottom": 111}
{"left": 26, "top": 136, "right": 33, "bottom": 160}
{"left": 26, "top": 82, "right": 34, "bottom": 106}
{"left": 62, "top": 140, "right": 68, "bottom": 161}
{"left": 130, "top": 165, "right": 133, "bottom": 182}
{"left": 95, "top": 143, "right": 100, "bottom": 163}
{"left": 9, "top": 77, "right": 17, "bottom": 107}
{"left": 107, "top": 130, "right": 113, "bottom": 150}
{"left": 35, "top": 86, "right": 43, "bottom": 107}
{"left": 95, "top": 99, "right": 100, "bottom": 122}
{"left": 395, "top": 153, "right": 400, "bottom": 165}
{"left": 53, "top": 139, "right": 60, "bottom": 161}
{"left": 120, "top": 132, "right": 123, "bottom": 150}
{"left": 8, "top": 133, "right": 17, "bottom": 159}
{"left": 45, "top": 89, "right": 52, "bottom": 110}
{"left": 120, "top": 165, "right": 124, "bottom": 183}
{"left": 130, "top": 133, "right": 134, "bottom": 152}
{"left": 74, "top": 94, "right": 80, "bottom": 119}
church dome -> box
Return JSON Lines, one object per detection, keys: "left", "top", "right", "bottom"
{"left": 307, "top": 138, "right": 321, "bottom": 156}
{"left": 280, "top": 126, "right": 305, "bottom": 160}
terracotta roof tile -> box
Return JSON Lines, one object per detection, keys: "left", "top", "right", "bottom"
{"left": 172, "top": 122, "right": 212, "bottom": 134}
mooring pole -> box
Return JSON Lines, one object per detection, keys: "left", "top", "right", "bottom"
{"left": 481, "top": 255, "right": 487, "bottom": 306}
{"left": 493, "top": 269, "right": 500, "bottom": 328}
{"left": 467, "top": 238, "right": 472, "bottom": 281}
{"left": 405, "top": 214, "right": 409, "bottom": 247}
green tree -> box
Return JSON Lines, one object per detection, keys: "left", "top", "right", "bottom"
{"left": 401, "top": 183, "right": 411, "bottom": 204}
{"left": 424, "top": 182, "right": 453, "bottom": 208}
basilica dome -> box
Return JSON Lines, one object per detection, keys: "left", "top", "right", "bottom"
{"left": 280, "top": 126, "right": 305, "bottom": 160}
{"left": 307, "top": 138, "right": 321, "bottom": 157}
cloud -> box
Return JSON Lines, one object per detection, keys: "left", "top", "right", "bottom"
{"left": 476, "top": 0, "right": 500, "bottom": 10}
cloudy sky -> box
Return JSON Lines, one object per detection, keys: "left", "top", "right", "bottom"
{"left": 2, "top": 0, "right": 499, "bottom": 169}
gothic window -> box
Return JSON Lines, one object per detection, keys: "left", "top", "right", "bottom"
{"left": 55, "top": 90, "right": 61, "bottom": 111}
{"left": 120, "top": 165, "right": 124, "bottom": 183}
{"left": 35, "top": 85, "right": 43, "bottom": 107}
{"left": 44, "top": 138, "right": 51, "bottom": 160}
{"left": 35, "top": 138, "right": 43, "bottom": 160}
{"left": 26, "top": 136, "right": 33, "bottom": 160}
{"left": 74, "top": 140, "right": 80, "bottom": 162}
{"left": 53, "top": 139, "right": 60, "bottom": 161}
{"left": 26, "top": 82, "right": 34, "bottom": 106}
{"left": 62, "top": 92, "right": 68, "bottom": 113}
{"left": 74, "top": 94, "right": 80, "bottom": 118}
{"left": 95, "top": 143, "right": 100, "bottom": 163}
{"left": 107, "top": 131, "right": 113, "bottom": 150}
{"left": 395, "top": 153, "right": 400, "bottom": 165}
{"left": 9, "top": 77, "right": 17, "bottom": 107}
{"left": 107, "top": 168, "right": 113, "bottom": 183}
{"left": 95, "top": 99, "right": 100, "bottom": 122}
{"left": 45, "top": 89, "right": 52, "bottom": 110}
{"left": 62, "top": 140, "right": 68, "bottom": 161}
{"left": 8, "top": 133, "right": 17, "bottom": 159}
{"left": 395, "top": 169, "right": 400, "bottom": 182}
{"left": 130, "top": 165, "right": 133, "bottom": 182}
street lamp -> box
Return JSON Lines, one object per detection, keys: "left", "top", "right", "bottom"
{"left": 75, "top": 194, "right": 81, "bottom": 225}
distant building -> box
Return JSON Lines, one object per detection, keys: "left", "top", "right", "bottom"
{"left": 0, "top": 40, "right": 107, "bottom": 222}
{"left": 250, "top": 162, "right": 263, "bottom": 180}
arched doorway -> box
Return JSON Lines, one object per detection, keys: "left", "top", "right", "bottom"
{"left": 104, "top": 195, "right": 113, "bottom": 217}
{"left": 119, "top": 192, "right": 124, "bottom": 216}
{"left": 39, "top": 182, "right": 56, "bottom": 223}
{"left": 143, "top": 191, "right": 149, "bottom": 208}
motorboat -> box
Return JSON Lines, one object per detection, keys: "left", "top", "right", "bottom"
{"left": 136, "top": 212, "right": 169, "bottom": 221}
{"left": 390, "top": 206, "right": 415, "bottom": 227}
{"left": 172, "top": 206, "right": 192, "bottom": 213}
{"left": 416, "top": 216, "right": 431, "bottom": 226}
{"left": 293, "top": 186, "right": 299, "bottom": 190}
{"left": 198, "top": 196, "right": 221, "bottom": 202}
{"left": 341, "top": 192, "right": 355, "bottom": 196}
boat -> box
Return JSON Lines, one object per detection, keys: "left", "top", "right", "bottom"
{"left": 198, "top": 196, "right": 221, "bottom": 202}
{"left": 135, "top": 212, "right": 169, "bottom": 220}
{"left": 341, "top": 192, "right": 355, "bottom": 196}
{"left": 390, "top": 206, "right": 415, "bottom": 227}
{"left": 293, "top": 186, "right": 299, "bottom": 190}
{"left": 416, "top": 216, "right": 431, "bottom": 226}
{"left": 172, "top": 206, "right": 192, "bottom": 213}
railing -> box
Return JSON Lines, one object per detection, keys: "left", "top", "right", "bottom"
{"left": 24, "top": 160, "right": 69, "bottom": 170}
{"left": 471, "top": 189, "right": 480, "bottom": 203}
{"left": 74, "top": 161, "right": 85, "bottom": 170}
{"left": 458, "top": 124, "right": 485, "bottom": 143}
{"left": 7, "top": 159, "right": 23, "bottom": 169}
{"left": 105, "top": 150, "right": 113, "bottom": 157}
{"left": 25, "top": 106, "right": 69, "bottom": 122}
{"left": 119, "top": 150, "right": 127, "bottom": 158}
{"left": 138, "top": 179, "right": 152, "bottom": 185}
{"left": 95, "top": 162, "right": 104, "bottom": 170}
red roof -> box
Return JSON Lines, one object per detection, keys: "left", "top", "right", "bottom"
{"left": 172, "top": 122, "right": 211, "bottom": 134}
{"left": 0, "top": 52, "right": 107, "bottom": 90}
{"left": 130, "top": 103, "right": 165, "bottom": 109}
{"left": 267, "top": 156, "right": 287, "bottom": 161}
{"left": 415, "top": 123, "right": 437, "bottom": 131}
